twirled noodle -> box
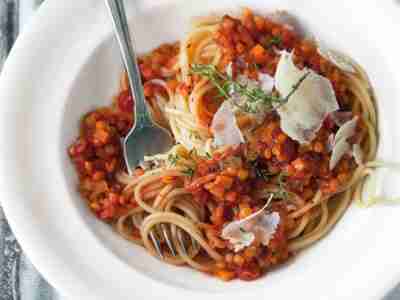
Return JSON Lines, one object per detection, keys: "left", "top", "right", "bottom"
{"left": 141, "top": 212, "right": 223, "bottom": 270}
{"left": 180, "top": 24, "right": 220, "bottom": 83}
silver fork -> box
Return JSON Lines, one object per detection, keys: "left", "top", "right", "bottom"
{"left": 105, "top": 0, "right": 173, "bottom": 175}
{"left": 132, "top": 214, "right": 198, "bottom": 259}
{"left": 105, "top": 0, "right": 197, "bottom": 259}
{"left": 132, "top": 214, "right": 177, "bottom": 258}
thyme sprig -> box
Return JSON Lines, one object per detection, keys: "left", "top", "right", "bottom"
{"left": 191, "top": 63, "right": 309, "bottom": 114}
{"left": 191, "top": 64, "right": 230, "bottom": 99}
{"left": 182, "top": 167, "right": 195, "bottom": 177}
{"left": 168, "top": 153, "right": 180, "bottom": 166}
{"left": 275, "top": 172, "right": 289, "bottom": 199}
{"left": 250, "top": 159, "right": 273, "bottom": 181}
{"left": 250, "top": 159, "right": 289, "bottom": 199}
{"left": 267, "top": 36, "right": 282, "bottom": 48}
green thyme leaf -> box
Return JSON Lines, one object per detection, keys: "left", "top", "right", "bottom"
{"left": 252, "top": 63, "right": 261, "bottom": 71}
{"left": 275, "top": 172, "right": 289, "bottom": 199}
{"left": 190, "top": 63, "right": 309, "bottom": 114}
{"left": 188, "top": 148, "right": 199, "bottom": 158}
{"left": 262, "top": 36, "right": 282, "bottom": 49}
{"left": 270, "top": 36, "right": 282, "bottom": 47}
{"left": 191, "top": 64, "right": 230, "bottom": 98}
{"left": 250, "top": 159, "right": 273, "bottom": 180}
{"left": 182, "top": 167, "right": 195, "bottom": 177}
{"left": 249, "top": 159, "right": 289, "bottom": 199}
{"left": 168, "top": 153, "right": 180, "bottom": 166}
{"left": 189, "top": 130, "right": 202, "bottom": 140}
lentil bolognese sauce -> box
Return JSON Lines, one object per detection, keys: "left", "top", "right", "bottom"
{"left": 68, "top": 9, "right": 378, "bottom": 281}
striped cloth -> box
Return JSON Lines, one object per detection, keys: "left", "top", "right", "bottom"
{"left": 0, "top": 209, "right": 60, "bottom": 300}
{"left": 0, "top": 1, "right": 399, "bottom": 299}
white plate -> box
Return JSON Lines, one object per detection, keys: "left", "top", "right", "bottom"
{"left": 1, "top": 0, "right": 400, "bottom": 299}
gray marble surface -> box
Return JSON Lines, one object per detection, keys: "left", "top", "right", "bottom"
{"left": 0, "top": 1, "right": 399, "bottom": 299}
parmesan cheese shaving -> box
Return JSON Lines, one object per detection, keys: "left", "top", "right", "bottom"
{"left": 221, "top": 196, "right": 280, "bottom": 252}
{"left": 259, "top": 73, "right": 275, "bottom": 94}
{"left": 228, "top": 231, "right": 255, "bottom": 253}
{"left": 329, "top": 138, "right": 350, "bottom": 171}
{"left": 211, "top": 101, "right": 244, "bottom": 147}
{"left": 333, "top": 117, "right": 358, "bottom": 145}
{"left": 353, "top": 144, "right": 364, "bottom": 165}
{"left": 329, "top": 117, "right": 358, "bottom": 170}
{"left": 254, "top": 212, "right": 280, "bottom": 246}
{"left": 275, "top": 51, "right": 339, "bottom": 144}
{"left": 317, "top": 40, "right": 356, "bottom": 73}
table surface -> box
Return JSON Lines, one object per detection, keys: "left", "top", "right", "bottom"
{"left": 0, "top": 1, "right": 400, "bottom": 299}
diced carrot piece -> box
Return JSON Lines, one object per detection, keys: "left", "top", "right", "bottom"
{"left": 167, "top": 79, "right": 179, "bottom": 92}
{"left": 250, "top": 44, "right": 268, "bottom": 64}
{"left": 215, "top": 270, "right": 236, "bottom": 281}
{"left": 214, "top": 175, "right": 234, "bottom": 189}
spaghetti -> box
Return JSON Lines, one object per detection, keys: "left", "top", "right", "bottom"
{"left": 68, "top": 8, "right": 378, "bottom": 281}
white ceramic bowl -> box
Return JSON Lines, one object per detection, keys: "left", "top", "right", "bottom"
{"left": 1, "top": 1, "right": 400, "bottom": 299}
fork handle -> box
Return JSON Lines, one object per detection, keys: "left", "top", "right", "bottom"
{"left": 105, "top": 0, "right": 152, "bottom": 127}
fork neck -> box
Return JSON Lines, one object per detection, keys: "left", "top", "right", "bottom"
{"left": 135, "top": 109, "right": 153, "bottom": 128}
{"left": 105, "top": 0, "right": 153, "bottom": 128}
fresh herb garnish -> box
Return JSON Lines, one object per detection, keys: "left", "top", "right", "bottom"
{"left": 275, "top": 172, "right": 289, "bottom": 199}
{"left": 269, "top": 36, "right": 282, "bottom": 47}
{"left": 257, "top": 168, "right": 273, "bottom": 180}
{"left": 182, "top": 167, "right": 195, "bottom": 177}
{"left": 188, "top": 148, "right": 198, "bottom": 158}
{"left": 191, "top": 64, "right": 230, "bottom": 99}
{"left": 249, "top": 159, "right": 289, "bottom": 199}
{"left": 191, "top": 63, "right": 309, "bottom": 114}
{"left": 168, "top": 153, "right": 180, "bottom": 166}
{"left": 252, "top": 63, "right": 261, "bottom": 71}
{"left": 239, "top": 227, "right": 247, "bottom": 233}
{"left": 250, "top": 159, "right": 273, "bottom": 180}
{"left": 189, "top": 130, "right": 202, "bottom": 140}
